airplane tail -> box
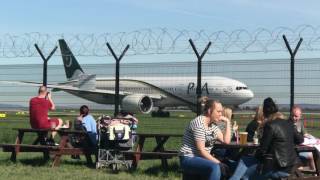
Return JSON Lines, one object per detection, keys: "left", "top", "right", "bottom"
{"left": 58, "top": 39, "right": 84, "bottom": 80}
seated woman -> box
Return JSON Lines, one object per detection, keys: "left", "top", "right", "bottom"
{"left": 213, "top": 107, "right": 238, "bottom": 158}
{"left": 245, "top": 105, "right": 264, "bottom": 142}
{"left": 229, "top": 97, "right": 304, "bottom": 180}
{"left": 74, "top": 105, "right": 97, "bottom": 146}
{"left": 179, "top": 99, "right": 232, "bottom": 180}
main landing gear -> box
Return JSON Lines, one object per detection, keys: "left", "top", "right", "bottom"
{"left": 151, "top": 107, "right": 170, "bottom": 117}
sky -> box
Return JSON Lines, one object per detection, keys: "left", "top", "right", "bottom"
{"left": 0, "top": 0, "right": 320, "bottom": 64}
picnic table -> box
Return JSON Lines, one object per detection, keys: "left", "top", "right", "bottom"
{"left": 125, "top": 133, "right": 182, "bottom": 169}
{"left": 0, "top": 128, "right": 96, "bottom": 167}
{"left": 214, "top": 142, "right": 320, "bottom": 178}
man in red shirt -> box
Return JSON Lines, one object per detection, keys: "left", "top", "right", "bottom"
{"left": 29, "top": 86, "right": 63, "bottom": 138}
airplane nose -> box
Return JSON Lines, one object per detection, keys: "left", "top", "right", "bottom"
{"left": 247, "top": 90, "right": 254, "bottom": 99}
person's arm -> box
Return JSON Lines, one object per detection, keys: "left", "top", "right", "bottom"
{"left": 195, "top": 140, "right": 220, "bottom": 164}
{"left": 300, "top": 121, "right": 309, "bottom": 136}
{"left": 293, "top": 122, "right": 304, "bottom": 145}
{"left": 216, "top": 116, "right": 231, "bottom": 144}
{"left": 193, "top": 123, "right": 220, "bottom": 163}
{"left": 47, "top": 92, "right": 55, "bottom": 110}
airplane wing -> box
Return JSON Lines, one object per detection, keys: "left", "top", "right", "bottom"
{"left": 0, "top": 80, "right": 164, "bottom": 100}
{"left": 50, "top": 84, "right": 164, "bottom": 100}
{"left": 0, "top": 79, "right": 194, "bottom": 108}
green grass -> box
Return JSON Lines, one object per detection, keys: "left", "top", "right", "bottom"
{"left": 0, "top": 110, "right": 319, "bottom": 180}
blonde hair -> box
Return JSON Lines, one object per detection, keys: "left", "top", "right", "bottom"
{"left": 223, "top": 107, "right": 233, "bottom": 120}
{"left": 259, "top": 111, "right": 286, "bottom": 135}
{"left": 254, "top": 106, "right": 264, "bottom": 124}
{"left": 268, "top": 112, "right": 286, "bottom": 121}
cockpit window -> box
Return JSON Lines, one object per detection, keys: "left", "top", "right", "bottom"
{"left": 236, "top": 86, "right": 248, "bottom": 90}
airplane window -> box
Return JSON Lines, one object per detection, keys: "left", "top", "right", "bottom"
{"left": 236, "top": 86, "right": 248, "bottom": 90}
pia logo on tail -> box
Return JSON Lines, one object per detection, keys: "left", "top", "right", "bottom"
{"left": 64, "top": 55, "right": 73, "bottom": 67}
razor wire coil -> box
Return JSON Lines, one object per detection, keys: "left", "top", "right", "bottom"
{"left": 1, "top": 25, "right": 320, "bottom": 58}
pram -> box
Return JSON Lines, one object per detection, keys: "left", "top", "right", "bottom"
{"left": 96, "top": 115, "right": 138, "bottom": 171}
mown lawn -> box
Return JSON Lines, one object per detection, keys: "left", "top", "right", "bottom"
{"left": 0, "top": 110, "right": 319, "bottom": 180}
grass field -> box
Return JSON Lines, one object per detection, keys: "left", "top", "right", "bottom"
{"left": 0, "top": 110, "right": 319, "bottom": 180}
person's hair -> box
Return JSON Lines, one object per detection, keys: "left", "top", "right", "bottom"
{"left": 223, "top": 107, "right": 232, "bottom": 120}
{"left": 254, "top": 105, "right": 264, "bottom": 123}
{"left": 263, "top": 97, "right": 278, "bottom": 118}
{"left": 203, "top": 99, "right": 220, "bottom": 115}
{"left": 38, "top": 86, "right": 47, "bottom": 95}
{"left": 80, "top": 105, "right": 89, "bottom": 117}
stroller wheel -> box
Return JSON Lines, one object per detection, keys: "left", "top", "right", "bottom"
{"left": 111, "top": 163, "right": 118, "bottom": 172}
{"left": 126, "top": 162, "right": 133, "bottom": 170}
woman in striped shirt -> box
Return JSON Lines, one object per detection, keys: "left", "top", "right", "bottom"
{"left": 179, "top": 99, "right": 231, "bottom": 180}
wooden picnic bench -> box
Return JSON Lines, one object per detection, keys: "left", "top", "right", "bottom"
{"left": 127, "top": 133, "right": 182, "bottom": 169}
{"left": 213, "top": 142, "right": 320, "bottom": 179}
{"left": 0, "top": 128, "right": 96, "bottom": 167}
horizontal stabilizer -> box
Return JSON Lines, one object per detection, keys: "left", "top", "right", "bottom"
{"left": 73, "top": 74, "right": 96, "bottom": 90}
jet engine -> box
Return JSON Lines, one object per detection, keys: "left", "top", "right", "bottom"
{"left": 121, "top": 94, "right": 153, "bottom": 114}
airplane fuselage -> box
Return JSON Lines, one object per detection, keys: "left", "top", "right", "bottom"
{"left": 93, "top": 76, "right": 254, "bottom": 107}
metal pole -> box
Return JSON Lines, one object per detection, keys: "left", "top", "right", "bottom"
{"left": 189, "top": 39, "right": 212, "bottom": 116}
{"left": 34, "top": 44, "right": 58, "bottom": 87}
{"left": 282, "top": 35, "right": 303, "bottom": 114}
{"left": 106, "top": 43, "right": 130, "bottom": 117}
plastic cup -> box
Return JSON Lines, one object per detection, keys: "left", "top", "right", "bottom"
{"left": 239, "top": 132, "right": 248, "bottom": 145}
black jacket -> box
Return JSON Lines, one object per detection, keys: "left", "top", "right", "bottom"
{"left": 245, "top": 120, "right": 259, "bottom": 142}
{"left": 256, "top": 118, "right": 304, "bottom": 172}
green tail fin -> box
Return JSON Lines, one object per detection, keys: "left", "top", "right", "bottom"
{"left": 58, "top": 39, "right": 84, "bottom": 80}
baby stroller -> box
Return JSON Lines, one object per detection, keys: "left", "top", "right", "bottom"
{"left": 96, "top": 114, "right": 138, "bottom": 172}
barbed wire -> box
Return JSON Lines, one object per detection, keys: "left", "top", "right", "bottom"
{"left": 1, "top": 24, "right": 320, "bottom": 58}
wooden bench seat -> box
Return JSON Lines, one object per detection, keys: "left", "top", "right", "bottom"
{"left": 0, "top": 144, "right": 59, "bottom": 152}
{"left": 121, "top": 151, "right": 178, "bottom": 159}
{"left": 0, "top": 143, "right": 59, "bottom": 161}
{"left": 1, "top": 128, "right": 97, "bottom": 167}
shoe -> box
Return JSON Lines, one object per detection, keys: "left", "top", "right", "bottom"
{"left": 46, "top": 138, "right": 56, "bottom": 146}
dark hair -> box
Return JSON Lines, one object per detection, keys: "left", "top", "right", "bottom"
{"left": 263, "top": 97, "right": 278, "bottom": 118}
{"left": 80, "top": 105, "right": 89, "bottom": 117}
{"left": 119, "top": 110, "right": 133, "bottom": 117}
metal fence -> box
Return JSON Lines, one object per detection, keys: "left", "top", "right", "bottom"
{"left": 1, "top": 58, "right": 320, "bottom": 108}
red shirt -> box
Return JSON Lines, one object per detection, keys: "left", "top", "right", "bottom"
{"left": 29, "top": 97, "right": 52, "bottom": 129}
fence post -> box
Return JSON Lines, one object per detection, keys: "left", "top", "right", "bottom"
{"left": 106, "top": 43, "right": 130, "bottom": 117}
{"left": 34, "top": 44, "right": 58, "bottom": 86}
{"left": 282, "top": 35, "right": 303, "bottom": 115}
{"left": 189, "top": 39, "right": 212, "bottom": 116}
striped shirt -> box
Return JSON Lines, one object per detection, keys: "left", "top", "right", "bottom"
{"left": 179, "top": 115, "right": 220, "bottom": 157}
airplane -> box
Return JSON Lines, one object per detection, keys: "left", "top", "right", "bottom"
{"left": 0, "top": 39, "right": 254, "bottom": 115}
{"left": 54, "top": 39, "right": 254, "bottom": 114}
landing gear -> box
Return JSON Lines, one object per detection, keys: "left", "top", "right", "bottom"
{"left": 151, "top": 107, "right": 170, "bottom": 117}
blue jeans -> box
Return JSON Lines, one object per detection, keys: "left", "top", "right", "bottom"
{"left": 179, "top": 156, "right": 221, "bottom": 180}
{"left": 229, "top": 156, "right": 290, "bottom": 180}
{"left": 229, "top": 156, "right": 258, "bottom": 180}
{"left": 247, "top": 169, "right": 289, "bottom": 180}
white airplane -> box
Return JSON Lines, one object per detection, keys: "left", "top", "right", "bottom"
{"left": 52, "top": 39, "right": 254, "bottom": 114}
{"left": 0, "top": 40, "right": 254, "bottom": 114}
